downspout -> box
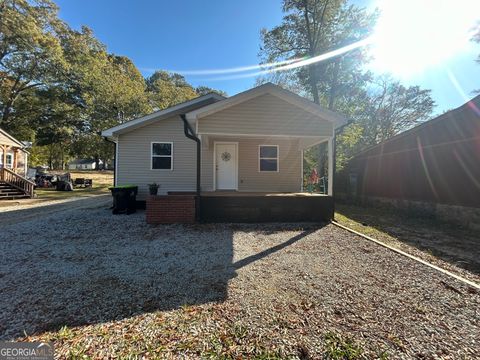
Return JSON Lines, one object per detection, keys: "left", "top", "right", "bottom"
{"left": 180, "top": 114, "right": 201, "bottom": 220}
{"left": 104, "top": 137, "right": 116, "bottom": 187}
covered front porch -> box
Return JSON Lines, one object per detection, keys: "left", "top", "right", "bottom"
{"left": 199, "top": 133, "right": 335, "bottom": 196}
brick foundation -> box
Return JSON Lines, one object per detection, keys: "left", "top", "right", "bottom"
{"left": 146, "top": 195, "right": 196, "bottom": 224}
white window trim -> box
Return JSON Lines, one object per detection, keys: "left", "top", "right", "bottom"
{"left": 151, "top": 141, "right": 173, "bottom": 170}
{"left": 258, "top": 145, "right": 279, "bottom": 172}
{"left": 1, "top": 153, "right": 13, "bottom": 168}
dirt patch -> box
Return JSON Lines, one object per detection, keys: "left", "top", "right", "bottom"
{"left": 0, "top": 195, "right": 111, "bottom": 227}
{"left": 336, "top": 203, "right": 480, "bottom": 284}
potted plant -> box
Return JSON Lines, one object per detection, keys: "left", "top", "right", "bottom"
{"left": 148, "top": 182, "right": 160, "bottom": 195}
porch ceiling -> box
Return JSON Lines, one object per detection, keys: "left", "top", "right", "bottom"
{"left": 199, "top": 133, "right": 328, "bottom": 150}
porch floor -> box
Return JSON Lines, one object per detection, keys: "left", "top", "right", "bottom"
{"left": 201, "top": 191, "right": 327, "bottom": 197}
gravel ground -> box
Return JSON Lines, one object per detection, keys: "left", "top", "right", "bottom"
{"left": 1, "top": 201, "right": 479, "bottom": 358}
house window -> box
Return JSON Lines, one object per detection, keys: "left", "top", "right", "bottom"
{"left": 152, "top": 142, "right": 173, "bottom": 170}
{"left": 3, "top": 154, "right": 13, "bottom": 168}
{"left": 259, "top": 145, "right": 278, "bottom": 172}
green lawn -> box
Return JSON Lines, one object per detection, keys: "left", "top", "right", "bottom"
{"left": 34, "top": 170, "right": 114, "bottom": 201}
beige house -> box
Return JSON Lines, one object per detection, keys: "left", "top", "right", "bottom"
{"left": 0, "top": 128, "right": 34, "bottom": 199}
{"left": 0, "top": 128, "right": 29, "bottom": 176}
{"left": 102, "top": 83, "right": 346, "bottom": 202}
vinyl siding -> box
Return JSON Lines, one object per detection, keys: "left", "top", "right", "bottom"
{"left": 16, "top": 150, "right": 27, "bottom": 176}
{"left": 0, "top": 148, "right": 27, "bottom": 175}
{"left": 197, "top": 93, "right": 333, "bottom": 137}
{"left": 117, "top": 116, "right": 196, "bottom": 199}
{"left": 201, "top": 138, "right": 301, "bottom": 192}
{"left": 201, "top": 143, "right": 214, "bottom": 191}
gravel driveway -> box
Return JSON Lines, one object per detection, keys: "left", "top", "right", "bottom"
{"left": 0, "top": 201, "right": 479, "bottom": 358}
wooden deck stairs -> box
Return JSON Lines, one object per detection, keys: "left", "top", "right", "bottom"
{"left": 0, "top": 181, "right": 30, "bottom": 199}
{"left": 0, "top": 168, "right": 35, "bottom": 200}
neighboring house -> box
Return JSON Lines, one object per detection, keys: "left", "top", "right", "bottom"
{"left": 338, "top": 95, "right": 480, "bottom": 229}
{"left": 0, "top": 128, "right": 35, "bottom": 199}
{"left": 68, "top": 159, "right": 103, "bottom": 170}
{"left": 0, "top": 128, "right": 29, "bottom": 176}
{"left": 102, "top": 83, "right": 346, "bottom": 222}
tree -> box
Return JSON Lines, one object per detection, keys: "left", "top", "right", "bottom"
{"left": 67, "top": 32, "right": 150, "bottom": 167}
{"left": 332, "top": 76, "right": 435, "bottom": 170}
{"left": 0, "top": 0, "right": 66, "bottom": 131}
{"left": 260, "top": 1, "right": 436, "bottom": 180}
{"left": 1, "top": 1, "right": 228, "bottom": 169}
{"left": 195, "top": 86, "right": 227, "bottom": 97}
{"left": 471, "top": 24, "right": 480, "bottom": 93}
{"left": 259, "top": 0, "right": 376, "bottom": 109}
{"left": 359, "top": 76, "right": 435, "bottom": 145}
{"left": 473, "top": 23, "right": 480, "bottom": 62}
{"left": 259, "top": 0, "right": 376, "bottom": 184}
{"left": 146, "top": 71, "right": 198, "bottom": 110}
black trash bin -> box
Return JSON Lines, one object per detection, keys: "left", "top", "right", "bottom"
{"left": 109, "top": 185, "right": 138, "bottom": 214}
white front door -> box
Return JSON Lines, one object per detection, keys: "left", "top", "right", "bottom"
{"left": 215, "top": 143, "right": 237, "bottom": 190}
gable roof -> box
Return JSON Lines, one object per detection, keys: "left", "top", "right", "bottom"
{"left": 0, "top": 128, "right": 25, "bottom": 148}
{"left": 185, "top": 82, "right": 347, "bottom": 128}
{"left": 101, "top": 93, "right": 225, "bottom": 139}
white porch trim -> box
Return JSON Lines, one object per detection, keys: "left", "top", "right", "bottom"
{"left": 328, "top": 138, "right": 334, "bottom": 196}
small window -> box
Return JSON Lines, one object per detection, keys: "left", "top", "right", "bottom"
{"left": 152, "top": 142, "right": 173, "bottom": 170}
{"left": 5, "top": 154, "right": 13, "bottom": 168}
{"left": 259, "top": 145, "right": 278, "bottom": 172}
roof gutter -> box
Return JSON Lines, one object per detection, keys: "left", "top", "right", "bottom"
{"left": 181, "top": 114, "right": 201, "bottom": 221}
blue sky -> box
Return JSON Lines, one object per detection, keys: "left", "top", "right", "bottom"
{"left": 55, "top": 0, "right": 480, "bottom": 115}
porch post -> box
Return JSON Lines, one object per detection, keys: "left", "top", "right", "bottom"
{"left": 300, "top": 149, "right": 304, "bottom": 192}
{"left": 13, "top": 148, "right": 18, "bottom": 172}
{"left": 327, "top": 138, "right": 333, "bottom": 196}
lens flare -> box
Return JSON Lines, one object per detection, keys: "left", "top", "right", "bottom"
{"left": 194, "top": 37, "right": 372, "bottom": 81}
{"left": 369, "top": 0, "right": 480, "bottom": 77}
{"left": 164, "top": 58, "right": 303, "bottom": 75}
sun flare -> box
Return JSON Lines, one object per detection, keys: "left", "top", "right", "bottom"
{"left": 370, "top": 0, "right": 480, "bottom": 77}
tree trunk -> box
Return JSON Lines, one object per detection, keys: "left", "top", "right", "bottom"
{"left": 328, "top": 59, "right": 340, "bottom": 110}
{"left": 61, "top": 146, "right": 65, "bottom": 170}
{"left": 48, "top": 146, "right": 53, "bottom": 170}
{"left": 308, "top": 65, "right": 320, "bottom": 104}
{"left": 94, "top": 155, "right": 100, "bottom": 170}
